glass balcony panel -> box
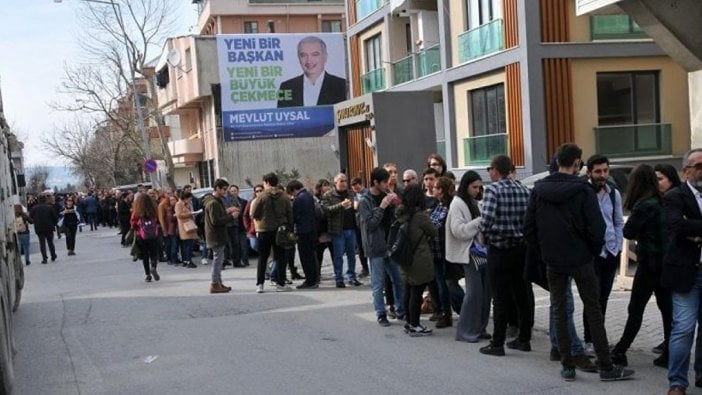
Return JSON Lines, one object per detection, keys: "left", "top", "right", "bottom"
{"left": 463, "top": 133, "right": 508, "bottom": 165}
{"left": 591, "top": 15, "right": 649, "bottom": 40}
{"left": 392, "top": 55, "right": 414, "bottom": 85}
{"left": 594, "top": 123, "right": 671, "bottom": 158}
{"left": 457, "top": 19, "right": 505, "bottom": 64}
{"left": 361, "top": 68, "right": 386, "bottom": 94}
{"left": 416, "top": 44, "right": 441, "bottom": 78}
{"left": 356, "top": 0, "right": 383, "bottom": 21}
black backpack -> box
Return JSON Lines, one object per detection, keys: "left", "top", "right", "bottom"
{"left": 387, "top": 212, "right": 419, "bottom": 267}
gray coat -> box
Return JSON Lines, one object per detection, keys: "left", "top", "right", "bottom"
{"left": 357, "top": 191, "right": 391, "bottom": 258}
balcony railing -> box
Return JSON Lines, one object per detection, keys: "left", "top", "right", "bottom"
{"left": 591, "top": 15, "right": 648, "bottom": 40}
{"left": 392, "top": 55, "right": 414, "bottom": 85}
{"left": 594, "top": 123, "right": 672, "bottom": 158}
{"left": 356, "top": 0, "right": 383, "bottom": 21}
{"left": 457, "top": 19, "right": 504, "bottom": 64}
{"left": 463, "top": 133, "right": 508, "bottom": 165}
{"left": 361, "top": 68, "right": 386, "bottom": 94}
{"left": 391, "top": 45, "right": 441, "bottom": 86}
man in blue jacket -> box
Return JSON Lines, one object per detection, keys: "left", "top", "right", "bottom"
{"left": 84, "top": 192, "right": 99, "bottom": 231}
{"left": 287, "top": 180, "right": 318, "bottom": 289}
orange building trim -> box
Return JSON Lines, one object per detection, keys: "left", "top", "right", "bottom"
{"left": 543, "top": 58, "right": 575, "bottom": 155}
{"left": 506, "top": 63, "right": 524, "bottom": 166}
{"left": 540, "top": 0, "right": 570, "bottom": 42}
{"left": 503, "top": 0, "right": 519, "bottom": 48}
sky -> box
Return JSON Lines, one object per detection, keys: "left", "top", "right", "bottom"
{"left": 0, "top": 1, "right": 199, "bottom": 168}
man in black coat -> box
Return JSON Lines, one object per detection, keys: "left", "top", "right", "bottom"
{"left": 277, "top": 36, "right": 346, "bottom": 108}
{"left": 524, "top": 143, "right": 633, "bottom": 382}
{"left": 664, "top": 148, "right": 702, "bottom": 395}
{"left": 30, "top": 194, "right": 59, "bottom": 264}
{"left": 287, "top": 180, "right": 318, "bottom": 288}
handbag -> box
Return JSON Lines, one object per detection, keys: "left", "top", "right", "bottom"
{"left": 183, "top": 220, "right": 198, "bottom": 233}
{"left": 469, "top": 239, "right": 488, "bottom": 270}
{"left": 276, "top": 225, "right": 297, "bottom": 249}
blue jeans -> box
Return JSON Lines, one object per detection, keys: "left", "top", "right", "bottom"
{"left": 669, "top": 271, "right": 702, "bottom": 389}
{"left": 370, "top": 256, "right": 404, "bottom": 318}
{"left": 167, "top": 235, "right": 179, "bottom": 262}
{"left": 248, "top": 236, "right": 258, "bottom": 252}
{"left": 18, "top": 233, "right": 30, "bottom": 264}
{"left": 331, "top": 229, "right": 357, "bottom": 283}
{"left": 181, "top": 239, "right": 194, "bottom": 263}
{"left": 549, "top": 277, "right": 585, "bottom": 355}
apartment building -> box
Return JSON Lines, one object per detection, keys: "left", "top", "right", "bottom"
{"left": 155, "top": 0, "right": 345, "bottom": 187}
{"left": 339, "top": 0, "right": 691, "bottom": 178}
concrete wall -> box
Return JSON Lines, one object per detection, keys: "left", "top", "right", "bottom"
{"left": 571, "top": 56, "right": 690, "bottom": 157}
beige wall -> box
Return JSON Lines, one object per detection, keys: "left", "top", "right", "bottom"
{"left": 388, "top": 16, "right": 410, "bottom": 62}
{"left": 218, "top": 15, "right": 338, "bottom": 33}
{"left": 452, "top": 71, "right": 507, "bottom": 167}
{"left": 448, "top": 0, "right": 467, "bottom": 66}
{"left": 690, "top": 70, "right": 702, "bottom": 148}
{"left": 569, "top": 0, "right": 591, "bottom": 42}
{"left": 571, "top": 56, "right": 690, "bottom": 157}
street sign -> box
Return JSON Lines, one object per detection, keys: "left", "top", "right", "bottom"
{"left": 143, "top": 159, "right": 158, "bottom": 173}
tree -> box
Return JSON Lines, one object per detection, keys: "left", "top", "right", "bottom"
{"left": 27, "top": 166, "right": 51, "bottom": 195}
{"left": 50, "top": 0, "right": 180, "bottom": 188}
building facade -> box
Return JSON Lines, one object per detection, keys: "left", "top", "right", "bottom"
{"left": 156, "top": 0, "right": 346, "bottom": 188}
{"left": 341, "top": 0, "right": 690, "bottom": 177}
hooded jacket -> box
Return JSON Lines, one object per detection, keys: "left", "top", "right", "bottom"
{"left": 395, "top": 205, "right": 436, "bottom": 286}
{"left": 202, "top": 194, "right": 234, "bottom": 248}
{"left": 250, "top": 188, "right": 293, "bottom": 232}
{"left": 524, "top": 172, "right": 605, "bottom": 273}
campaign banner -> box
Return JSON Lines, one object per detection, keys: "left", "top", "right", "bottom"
{"left": 216, "top": 33, "right": 347, "bottom": 141}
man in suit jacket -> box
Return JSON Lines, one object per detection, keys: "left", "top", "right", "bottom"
{"left": 277, "top": 36, "right": 347, "bottom": 108}
{"left": 664, "top": 148, "right": 702, "bottom": 395}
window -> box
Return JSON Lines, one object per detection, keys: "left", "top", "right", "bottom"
{"left": 470, "top": 84, "right": 505, "bottom": 136}
{"left": 321, "top": 20, "right": 342, "bottom": 32}
{"left": 597, "top": 71, "right": 659, "bottom": 125}
{"left": 466, "top": 0, "right": 502, "bottom": 30}
{"left": 364, "top": 34, "right": 382, "bottom": 71}
{"left": 267, "top": 21, "right": 275, "bottom": 33}
{"left": 184, "top": 48, "right": 192, "bottom": 71}
{"left": 244, "top": 21, "right": 258, "bottom": 34}
{"left": 405, "top": 24, "right": 412, "bottom": 54}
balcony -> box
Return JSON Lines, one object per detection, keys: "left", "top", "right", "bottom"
{"left": 463, "top": 133, "right": 508, "bottom": 165}
{"left": 594, "top": 123, "right": 672, "bottom": 158}
{"left": 457, "top": 19, "right": 504, "bottom": 64}
{"left": 591, "top": 15, "right": 648, "bottom": 40}
{"left": 361, "top": 68, "right": 386, "bottom": 94}
{"left": 356, "top": 0, "right": 383, "bottom": 21}
{"left": 167, "top": 137, "right": 204, "bottom": 164}
{"left": 391, "top": 45, "right": 441, "bottom": 86}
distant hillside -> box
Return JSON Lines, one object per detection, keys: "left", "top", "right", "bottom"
{"left": 26, "top": 166, "right": 81, "bottom": 189}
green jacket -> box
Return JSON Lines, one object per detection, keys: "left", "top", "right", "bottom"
{"left": 320, "top": 188, "right": 356, "bottom": 235}
{"left": 396, "top": 205, "right": 436, "bottom": 286}
{"left": 203, "top": 194, "right": 234, "bottom": 248}
{"left": 251, "top": 188, "right": 293, "bottom": 232}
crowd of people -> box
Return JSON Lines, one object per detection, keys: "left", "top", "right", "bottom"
{"left": 18, "top": 146, "right": 702, "bottom": 393}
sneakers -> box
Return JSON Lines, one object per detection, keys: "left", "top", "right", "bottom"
{"left": 67, "top": 250, "right": 76, "bottom": 256}
{"left": 407, "top": 324, "right": 432, "bottom": 337}
{"left": 583, "top": 342, "right": 595, "bottom": 357}
{"left": 573, "top": 354, "right": 598, "bottom": 373}
{"left": 51, "top": 255, "right": 58, "bottom": 262}
{"left": 186, "top": 262, "right": 197, "bottom": 269}
{"left": 276, "top": 285, "right": 292, "bottom": 292}
{"left": 599, "top": 367, "right": 635, "bottom": 381}
{"left": 387, "top": 305, "right": 397, "bottom": 320}
{"left": 359, "top": 269, "right": 369, "bottom": 279}
{"left": 478, "top": 332, "right": 492, "bottom": 340}
{"left": 210, "top": 282, "right": 230, "bottom": 294}
{"left": 336, "top": 281, "right": 346, "bottom": 288}
{"left": 256, "top": 284, "right": 264, "bottom": 294}
{"left": 201, "top": 258, "right": 210, "bottom": 265}
{"left": 348, "top": 279, "right": 363, "bottom": 287}
{"left": 611, "top": 350, "right": 628, "bottom": 367}
{"left": 653, "top": 354, "right": 668, "bottom": 368}
{"left": 561, "top": 367, "right": 576, "bottom": 382}
{"left": 435, "top": 313, "right": 453, "bottom": 329}
{"left": 479, "top": 343, "right": 505, "bottom": 356}
{"left": 145, "top": 275, "right": 152, "bottom": 283}
{"left": 151, "top": 267, "right": 160, "bottom": 282}
{"left": 377, "top": 316, "right": 391, "bottom": 327}
{"left": 652, "top": 341, "right": 666, "bottom": 355}
{"left": 506, "top": 339, "right": 531, "bottom": 352}
{"left": 296, "top": 282, "right": 318, "bottom": 289}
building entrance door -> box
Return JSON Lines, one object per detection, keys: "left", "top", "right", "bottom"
{"left": 345, "top": 125, "right": 374, "bottom": 186}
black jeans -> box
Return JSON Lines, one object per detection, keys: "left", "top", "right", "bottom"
{"left": 315, "top": 240, "right": 333, "bottom": 273}
{"left": 354, "top": 227, "right": 368, "bottom": 273}
{"left": 64, "top": 224, "right": 78, "bottom": 251}
{"left": 404, "top": 282, "right": 429, "bottom": 327}
{"left": 583, "top": 253, "right": 618, "bottom": 343}
{"left": 297, "top": 231, "right": 317, "bottom": 284}
{"left": 614, "top": 263, "right": 672, "bottom": 354}
{"left": 549, "top": 264, "right": 613, "bottom": 370}
{"left": 385, "top": 274, "right": 395, "bottom": 306}
{"left": 487, "top": 244, "right": 534, "bottom": 346}
{"left": 257, "top": 231, "right": 286, "bottom": 286}
{"left": 137, "top": 238, "right": 159, "bottom": 276}
{"left": 37, "top": 231, "right": 56, "bottom": 261}
{"left": 226, "top": 226, "right": 241, "bottom": 264}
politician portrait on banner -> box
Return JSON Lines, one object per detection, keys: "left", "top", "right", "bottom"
{"left": 216, "top": 33, "right": 347, "bottom": 141}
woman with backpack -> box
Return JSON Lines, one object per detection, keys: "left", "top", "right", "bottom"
{"left": 59, "top": 197, "right": 82, "bottom": 256}
{"left": 397, "top": 183, "right": 437, "bottom": 337}
{"left": 131, "top": 193, "right": 161, "bottom": 282}
{"left": 14, "top": 204, "right": 32, "bottom": 266}
{"left": 448, "top": 171, "right": 491, "bottom": 343}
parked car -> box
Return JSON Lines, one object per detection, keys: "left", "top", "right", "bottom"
{"left": 520, "top": 164, "right": 634, "bottom": 194}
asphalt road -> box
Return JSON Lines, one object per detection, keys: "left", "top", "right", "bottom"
{"left": 12, "top": 227, "right": 671, "bottom": 395}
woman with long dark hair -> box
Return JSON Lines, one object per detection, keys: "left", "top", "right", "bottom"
{"left": 398, "top": 184, "right": 437, "bottom": 336}
{"left": 449, "top": 171, "right": 491, "bottom": 342}
{"left": 131, "top": 193, "right": 162, "bottom": 282}
{"left": 610, "top": 164, "right": 672, "bottom": 368}
{"left": 654, "top": 164, "right": 682, "bottom": 194}
{"left": 314, "top": 179, "right": 334, "bottom": 278}
{"left": 60, "top": 197, "right": 81, "bottom": 256}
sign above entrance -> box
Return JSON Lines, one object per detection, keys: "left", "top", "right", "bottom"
{"left": 335, "top": 96, "right": 374, "bottom": 127}
{"left": 216, "top": 33, "right": 347, "bottom": 141}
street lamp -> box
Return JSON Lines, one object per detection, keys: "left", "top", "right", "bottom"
{"left": 55, "top": 0, "right": 155, "bottom": 186}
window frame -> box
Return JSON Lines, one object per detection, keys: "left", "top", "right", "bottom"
{"left": 244, "top": 21, "right": 259, "bottom": 34}
{"left": 364, "top": 34, "right": 383, "bottom": 72}
{"left": 596, "top": 71, "right": 660, "bottom": 126}
{"left": 469, "top": 83, "right": 506, "bottom": 137}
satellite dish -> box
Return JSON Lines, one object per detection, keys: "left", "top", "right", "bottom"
{"left": 167, "top": 49, "right": 182, "bottom": 68}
